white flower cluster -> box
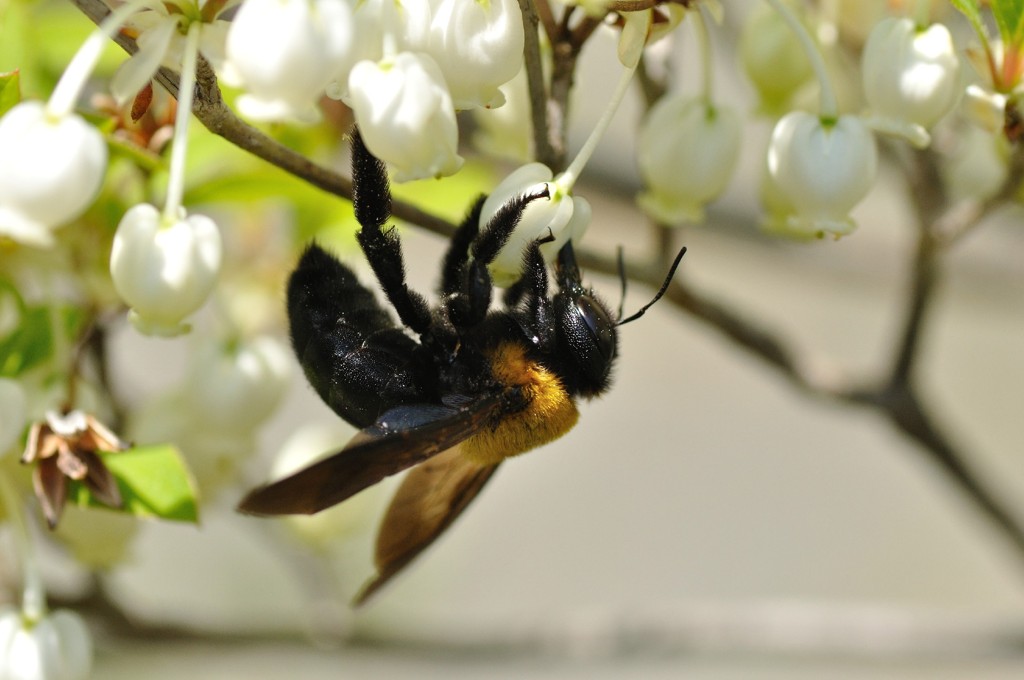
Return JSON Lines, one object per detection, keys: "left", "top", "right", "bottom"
{"left": 735, "top": 2, "right": 962, "bottom": 239}
{"left": 226, "top": 0, "right": 525, "bottom": 181}
{"left": 0, "top": 0, "right": 527, "bottom": 338}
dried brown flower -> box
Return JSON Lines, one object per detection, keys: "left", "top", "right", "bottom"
{"left": 21, "top": 411, "right": 128, "bottom": 529}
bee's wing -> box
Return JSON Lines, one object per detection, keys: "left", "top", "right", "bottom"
{"left": 236, "top": 395, "right": 506, "bottom": 516}
{"left": 354, "top": 446, "right": 498, "bottom": 606}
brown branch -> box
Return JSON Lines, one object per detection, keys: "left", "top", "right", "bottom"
{"left": 533, "top": 0, "right": 560, "bottom": 44}
{"left": 517, "top": 0, "right": 557, "bottom": 168}
{"left": 888, "top": 146, "right": 946, "bottom": 387}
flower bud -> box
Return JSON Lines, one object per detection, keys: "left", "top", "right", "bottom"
{"left": 186, "top": 336, "right": 292, "bottom": 431}
{"left": 227, "top": 0, "right": 353, "bottom": 122}
{"left": 0, "top": 102, "right": 107, "bottom": 247}
{"left": 862, "top": 17, "right": 961, "bottom": 147}
{"left": 427, "top": 0, "right": 524, "bottom": 109}
{"left": 767, "top": 111, "right": 877, "bottom": 237}
{"left": 479, "top": 163, "right": 590, "bottom": 287}
{"left": 740, "top": 1, "right": 813, "bottom": 115}
{"left": 348, "top": 51, "right": 463, "bottom": 182}
{"left": 0, "top": 607, "right": 92, "bottom": 680}
{"left": 110, "top": 204, "right": 222, "bottom": 337}
{"left": 637, "top": 95, "right": 741, "bottom": 225}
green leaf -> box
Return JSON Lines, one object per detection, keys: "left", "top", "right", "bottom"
{"left": 0, "top": 293, "right": 84, "bottom": 378}
{"left": 0, "top": 70, "right": 20, "bottom": 116}
{"left": 0, "top": 307, "right": 50, "bottom": 377}
{"left": 992, "top": 0, "right": 1024, "bottom": 46}
{"left": 68, "top": 445, "right": 200, "bottom": 524}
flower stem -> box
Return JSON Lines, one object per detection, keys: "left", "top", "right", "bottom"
{"left": 912, "top": 0, "right": 931, "bottom": 27}
{"left": 693, "top": 6, "right": 713, "bottom": 106}
{"left": 46, "top": 0, "right": 152, "bottom": 119}
{"left": 0, "top": 469, "right": 46, "bottom": 623}
{"left": 764, "top": 0, "right": 837, "bottom": 120}
{"left": 556, "top": 61, "right": 637, "bottom": 192}
{"left": 163, "top": 21, "right": 201, "bottom": 223}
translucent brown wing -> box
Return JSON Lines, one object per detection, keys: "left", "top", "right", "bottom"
{"left": 237, "top": 394, "right": 508, "bottom": 516}
{"left": 353, "top": 445, "right": 499, "bottom": 606}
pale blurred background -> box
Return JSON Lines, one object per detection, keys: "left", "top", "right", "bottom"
{"left": 78, "top": 7, "right": 1024, "bottom": 679}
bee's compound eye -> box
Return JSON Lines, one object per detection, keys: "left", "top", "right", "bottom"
{"left": 555, "top": 291, "right": 616, "bottom": 395}
{"left": 576, "top": 295, "right": 615, "bottom": 361}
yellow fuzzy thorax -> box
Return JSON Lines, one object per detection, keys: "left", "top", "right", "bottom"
{"left": 461, "top": 342, "right": 579, "bottom": 467}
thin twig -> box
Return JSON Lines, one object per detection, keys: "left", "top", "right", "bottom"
{"left": 888, "top": 145, "right": 946, "bottom": 386}
{"left": 533, "top": 0, "right": 560, "bottom": 44}
{"left": 517, "top": 0, "right": 557, "bottom": 168}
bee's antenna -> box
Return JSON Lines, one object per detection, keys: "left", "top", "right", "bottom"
{"left": 615, "top": 246, "right": 627, "bottom": 322}
{"left": 616, "top": 246, "right": 687, "bottom": 327}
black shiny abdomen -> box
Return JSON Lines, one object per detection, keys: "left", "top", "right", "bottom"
{"left": 287, "top": 244, "right": 430, "bottom": 428}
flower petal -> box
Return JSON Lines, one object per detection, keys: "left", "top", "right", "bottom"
{"left": 34, "top": 460, "right": 68, "bottom": 529}
{"left": 111, "top": 17, "right": 179, "bottom": 104}
{"left": 56, "top": 446, "right": 88, "bottom": 480}
{"left": 81, "top": 450, "right": 123, "bottom": 509}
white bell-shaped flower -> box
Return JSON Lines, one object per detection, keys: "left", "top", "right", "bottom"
{"left": 472, "top": 66, "right": 532, "bottom": 161}
{"left": 479, "top": 163, "right": 590, "bottom": 287}
{"left": 226, "top": 0, "right": 353, "bottom": 122}
{"left": 862, "top": 17, "right": 961, "bottom": 148}
{"left": 186, "top": 335, "right": 292, "bottom": 431}
{"left": 0, "top": 378, "right": 26, "bottom": 457}
{"left": 0, "top": 102, "right": 106, "bottom": 247}
{"left": 427, "top": 0, "right": 524, "bottom": 109}
{"left": 348, "top": 51, "right": 463, "bottom": 182}
{"left": 109, "top": 203, "right": 222, "bottom": 337}
{"left": 740, "top": 1, "right": 812, "bottom": 114}
{"left": 325, "top": 0, "right": 384, "bottom": 100}
{"left": 637, "top": 95, "right": 741, "bottom": 225}
{"left": 767, "top": 111, "right": 877, "bottom": 238}
{"left": 0, "top": 607, "right": 92, "bottom": 680}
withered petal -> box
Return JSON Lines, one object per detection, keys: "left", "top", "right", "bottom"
{"left": 55, "top": 445, "right": 88, "bottom": 480}
{"left": 35, "top": 432, "right": 63, "bottom": 461}
{"left": 84, "top": 415, "right": 130, "bottom": 452}
{"left": 21, "top": 423, "right": 47, "bottom": 464}
{"left": 34, "top": 460, "right": 68, "bottom": 530}
{"left": 80, "top": 450, "right": 123, "bottom": 509}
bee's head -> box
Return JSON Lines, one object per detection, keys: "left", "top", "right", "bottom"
{"left": 551, "top": 246, "right": 617, "bottom": 398}
{"left": 553, "top": 287, "right": 617, "bottom": 397}
{"left": 549, "top": 242, "right": 686, "bottom": 398}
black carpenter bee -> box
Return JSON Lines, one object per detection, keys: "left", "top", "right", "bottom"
{"left": 238, "top": 129, "right": 684, "bottom": 605}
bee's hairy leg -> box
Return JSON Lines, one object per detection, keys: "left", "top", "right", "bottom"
{"left": 470, "top": 185, "right": 551, "bottom": 265}
{"left": 349, "top": 128, "right": 434, "bottom": 338}
{"left": 440, "top": 196, "right": 494, "bottom": 330}
{"left": 513, "top": 240, "right": 556, "bottom": 352}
